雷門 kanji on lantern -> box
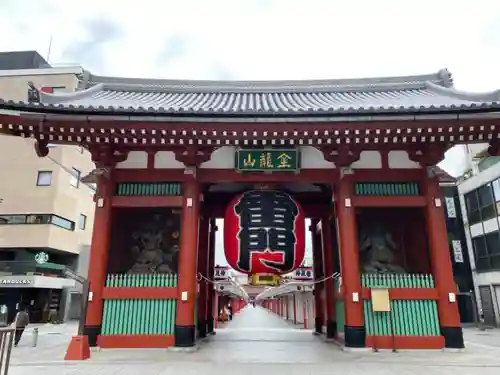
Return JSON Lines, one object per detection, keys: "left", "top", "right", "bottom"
{"left": 224, "top": 190, "right": 305, "bottom": 274}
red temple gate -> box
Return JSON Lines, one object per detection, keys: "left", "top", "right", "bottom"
{"left": 1, "top": 68, "right": 496, "bottom": 356}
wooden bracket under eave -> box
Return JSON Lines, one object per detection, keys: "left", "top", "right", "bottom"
{"left": 407, "top": 144, "right": 446, "bottom": 167}
{"left": 320, "top": 146, "right": 361, "bottom": 169}
{"left": 173, "top": 146, "right": 216, "bottom": 167}
{"left": 34, "top": 139, "right": 49, "bottom": 158}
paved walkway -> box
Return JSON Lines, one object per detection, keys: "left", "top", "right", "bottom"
{"left": 6, "top": 307, "right": 500, "bottom": 375}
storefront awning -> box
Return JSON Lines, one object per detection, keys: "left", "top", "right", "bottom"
{"left": 0, "top": 275, "right": 75, "bottom": 289}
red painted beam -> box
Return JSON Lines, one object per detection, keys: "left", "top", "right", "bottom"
{"left": 98, "top": 335, "right": 174, "bottom": 348}
{"left": 114, "top": 169, "right": 186, "bottom": 183}
{"left": 198, "top": 169, "right": 337, "bottom": 183}
{"left": 113, "top": 168, "right": 338, "bottom": 184}
{"left": 102, "top": 287, "right": 178, "bottom": 299}
{"left": 360, "top": 287, "right": 438, "bottom": 300}
{"left": 366, "top": 336, "right": 444, "bottom": 350}
{"left": 201, "top": 202, "right": 331, "bottom": 218}
{"left": 111, "top": 196, "right": 183, "bottom": 207}
{"left": 352, "top": 169, "right": 424, "bottom": 181}
{"left": 352, "top": 196, "right": 426, "bottom": 207}
{"left": 6, "top": 113, "right": 500, "bottom": 133}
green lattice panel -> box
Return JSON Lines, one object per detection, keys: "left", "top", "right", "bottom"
{"left": 101, "top": 273, "right": 178, "bottom": 335}
{"left": 361, "top": 274, "right": 440, "bottom": 337}
{"left": 115, "top": 183, "right": 182, "bottom": 196}
{"left": 354, "top": 182, "right": 420, "bottom": 196}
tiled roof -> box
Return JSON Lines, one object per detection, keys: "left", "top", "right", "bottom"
{"left": 2, "top": 69, "right": 500, "bottom": 118}
{"left": 435, "top": 166, "right": 456, "bottom": 184}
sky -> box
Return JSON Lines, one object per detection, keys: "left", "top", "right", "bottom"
{"left": 2, "top": 0, "right": 500, "bottom": 266}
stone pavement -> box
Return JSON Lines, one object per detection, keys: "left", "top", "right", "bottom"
{"left": 6, "top": 307, "right": 500, "bottom": 375}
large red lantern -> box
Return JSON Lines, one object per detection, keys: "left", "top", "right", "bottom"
{"left": 224, "top": 190, "right": 306, "bottom": 275}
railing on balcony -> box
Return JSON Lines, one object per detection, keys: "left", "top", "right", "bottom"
{"left": 0, "top": 328, "right": 14, "bottom": 375}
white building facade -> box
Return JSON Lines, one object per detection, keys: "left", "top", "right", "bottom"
{"left": 457, "top": 143, "right": 500, "bottom": 327}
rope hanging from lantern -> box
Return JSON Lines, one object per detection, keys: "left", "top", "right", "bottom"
{"left": 197, "top": 271, "right": 340, "bottom": 285}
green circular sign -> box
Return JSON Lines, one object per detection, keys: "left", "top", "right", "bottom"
{"left": 35, "top": 252, "right": 49, "bottom": 265}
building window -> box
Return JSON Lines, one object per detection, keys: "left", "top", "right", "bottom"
{"left": 36, "top": 171, "right": 52, "bottom": 186}
{"left": 0, "top": 215, "right": 29, "bottom": 224}
{"left": 78, "top": 214, "right": 87, "bottom": 230}
{"left": 492, "top": 178, "right": 500, "bottom": 213}
{"left": 0, "top": 214, "right": 75, "bottom": 231}
{"left": 472, "top": 231, "right": 500, "bottom": 272}
{"left": 465, "top": 184, "right": 499, "bottom": 225}
{"left": 477, "top": 184, "right": 496, "bottom": 221}
{"left": 50, "top": 215, "right": 75, "bottom": 230}
{"left": 70, "top": 168, "right": 80, "bottom": 188}
{"left": 478, "top": 156, "right": 500, "bottom": 172}
{"left": 465, "top": 190, "right": 481, "bottom": 225}
{"left": 40, "top": 86, "right": 66, "bottom": 94}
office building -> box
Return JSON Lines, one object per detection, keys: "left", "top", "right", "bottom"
{"left": 0, "top": 51, "right": 95, "bottom": 322}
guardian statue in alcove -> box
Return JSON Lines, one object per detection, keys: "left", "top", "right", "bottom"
{"left": 358, "top": 222, "right": 406, "bottom": 274}
{"left": 127, "top": 213, "right": 180, "bottom": 274}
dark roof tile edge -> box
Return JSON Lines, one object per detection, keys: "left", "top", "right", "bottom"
{"left": 82, "top": 69, "right": 450, "bottom": 92}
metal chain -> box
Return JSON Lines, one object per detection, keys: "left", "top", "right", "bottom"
{"left": 197, "top": 271, "right": 340, "bottom": 285}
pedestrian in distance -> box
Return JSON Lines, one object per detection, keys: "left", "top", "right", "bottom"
{"left": 11, "top": 306, "right": 29, "bottom": 347}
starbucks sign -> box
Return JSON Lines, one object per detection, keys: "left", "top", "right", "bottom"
{"left": 35, "top": 252, "right": 49, "bottom": 264}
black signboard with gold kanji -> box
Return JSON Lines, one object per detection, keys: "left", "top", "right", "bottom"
{"left": 235, "top": 149, "right": 299, "bottom": 172}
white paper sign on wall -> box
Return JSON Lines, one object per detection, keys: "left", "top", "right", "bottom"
{"left": 452, "top": 240, "right": 464, "bottom": 263}
{"left": 445, "top": 197, "right": 457, "bottom": 218}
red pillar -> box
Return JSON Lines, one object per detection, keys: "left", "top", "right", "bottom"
{"left": 84, "top": 175, "right": 113, "bottom": 347}
{"left": 197, "top": 216, "right": 210, "bottom": 338}
{"left": 214, "top": 293, "right": 219, "bottom": 329}
{"left": 311, "top": 219, "right": 324, "bottom": 335}
{"left": 285, "top": 296, "right": 289, "bottom": 320}
{"left": 336, "top": 177, "right": 365, "bottom": 347}
{"left": 293, "top": 294, "right": 297, "bottom": 324}
{"left": 424, "top": 176, "right": 464, "bottom": 348}
{"left": 206, "top": 219, "right": 217, "bottom": 334}
{"left": 174, "top": 179, "right": 200, "bottom": 347}
{"left": 321, "top": 217, "right": 337, "bottom": 339}
{"left": 303, "top": 298, "right": 308, "bottom": 329}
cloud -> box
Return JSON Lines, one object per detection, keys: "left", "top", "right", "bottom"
{"left": 2, "top": 0, "right": 499, "bottom": 89}
{"left": 61, "top": 18, "right": 123, "bottom": 72}
{"left": 2, "top": 2, "right": 498, "bottom": 162}
{"left": 1, "top": 1, "right": 498, "bottom": 172}
{"left": 2, "top": 0, "right": 500, "bottom": 264}
{"left": 154, "top": 35, "right": 191, "bottom": 66}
